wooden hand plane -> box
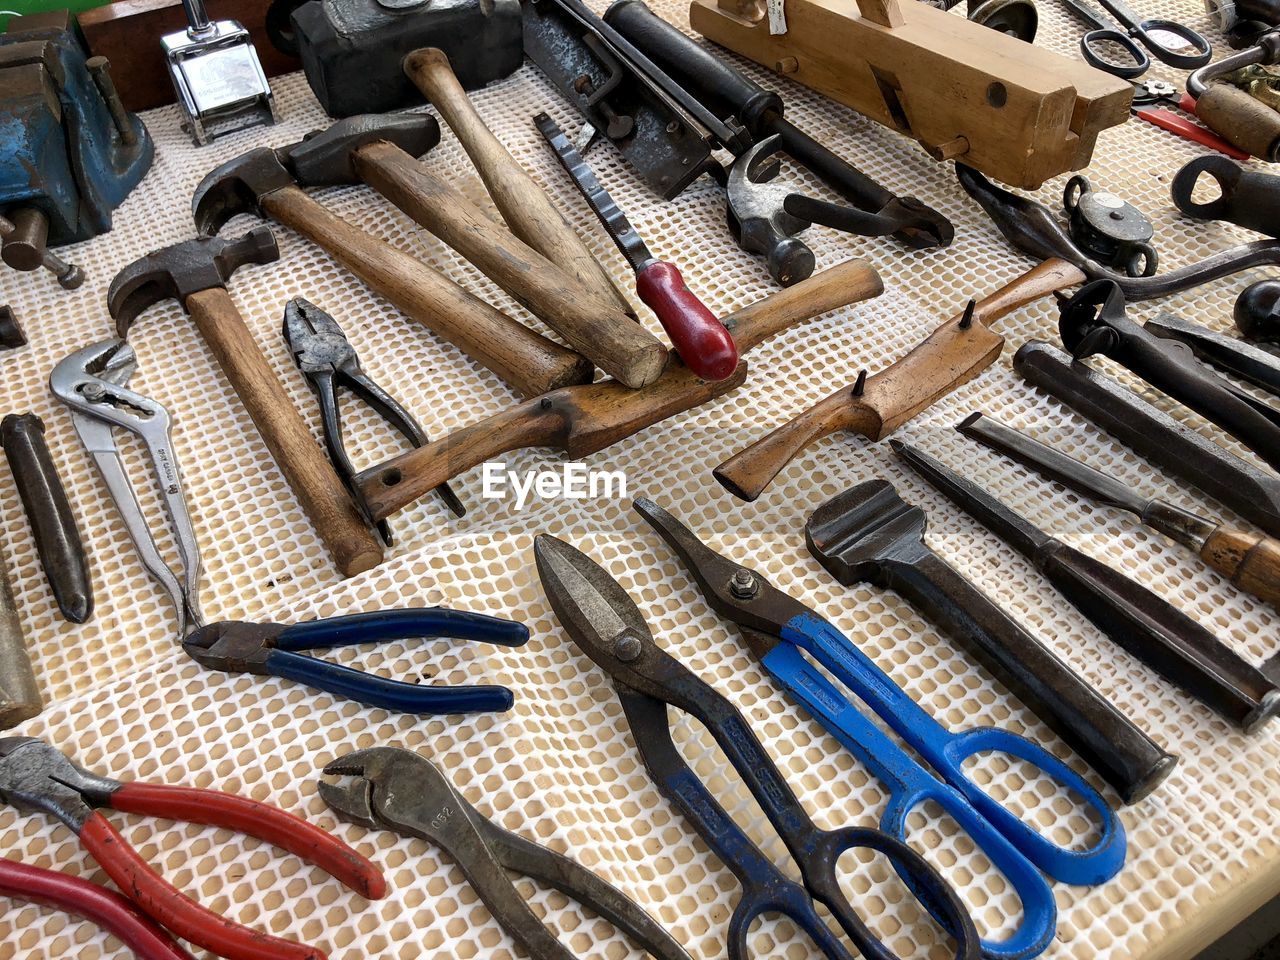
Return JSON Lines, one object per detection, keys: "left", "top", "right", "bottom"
{"left": 690, "top": 0, "right": 1132, "bottom": 189}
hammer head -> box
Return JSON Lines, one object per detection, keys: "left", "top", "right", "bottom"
{"left": 725, "top": 136, "right": 815, "bottom": 287}
{"left": 283, "top": 114, "right": 441, "bottom": 187}
{"left": 804, "top": 480, "right": 929, "bottom": 586}
{"left": 193, "top": 147, "right": 297, "bottom": 236}
{"left": 108, "top": 227, "right": 280, "bottom": 335}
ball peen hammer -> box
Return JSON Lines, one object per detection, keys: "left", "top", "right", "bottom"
{"left": 285, "top": 115, "right": 668, "bottom": 389}
{"left": 193, "top": 137, "right": 592, "bottom": 400}
{"left": 108, "top": 229, "right": 385, "bottom": 577}
{"left": 403, "top": 47, "right": 636, "bottom": 320}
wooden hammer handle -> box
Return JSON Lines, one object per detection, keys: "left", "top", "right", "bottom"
{"left": 715, "top": 258, "right": 1086, "bottom": 501}
{"left": 261, "top": 186, "right": 593, "bottom": 398}
{"left": 1201, "top": 525, "right": 1280, "bottom": 607}
{"left": 353, "top": 142, "right": 668, "bottom": 389}
{"left": 403, "top": 48, "right": 634, "bottom": 318}
{"left": 184, "top": 288, "right": 383, "bottom": 577}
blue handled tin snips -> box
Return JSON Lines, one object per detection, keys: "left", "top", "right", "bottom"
{"left": 183, "top": 608, "right": 528, "bottom": 713}
{"left": 632, "top": 498, "right": 1129, "bottom": 955}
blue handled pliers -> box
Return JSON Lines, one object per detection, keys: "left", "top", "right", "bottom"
{"left": 183, "top": 608, "right": 528, "bottom": 714}
{"left": 633, "top": 499, "right": 1128, "bottom": 958}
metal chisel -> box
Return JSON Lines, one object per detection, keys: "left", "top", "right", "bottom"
{"left": 958, "top": 412, "right": 1280, "bottom": 608}
{"left": 893, "top": 439, "right": 1280, "bottom": 733}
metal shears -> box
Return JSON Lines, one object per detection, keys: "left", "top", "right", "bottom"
{"left": 631, "top": 499, "right": 1125, "bottom": 896}
{"left": 1059, "top": 0, "right": 1211, "bottom": 77}
{"left": 534, "top": 533, "right": 982, "bottom": 960}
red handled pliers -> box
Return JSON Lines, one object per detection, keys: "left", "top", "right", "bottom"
{"left": 0, "top": 737, "right": 386, "bottom": 960}
{"left": 0, "top": 860, "right": 194, "bottom": 960}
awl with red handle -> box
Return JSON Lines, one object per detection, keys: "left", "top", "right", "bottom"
{"left": 535, "top": 113, "right": 740, "bottom": 382}
{"left": 0, "top": 736, "right": 386, "bottom": 960}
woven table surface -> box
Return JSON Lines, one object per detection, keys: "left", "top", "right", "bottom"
{"left": 0, "top": 0, "right": 1276, "bottom": 957}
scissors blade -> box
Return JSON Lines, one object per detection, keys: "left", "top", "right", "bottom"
{"left": 632, "top": 498, "right": 812, "bottom": 647}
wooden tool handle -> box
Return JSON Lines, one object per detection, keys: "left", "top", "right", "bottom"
{"left": 1201, "top": 526, "right": 1280, "bottom": 607}
{"left": 354, "top": 143, "right": 668, "bottom": 389}
{"left": 636, "top": 261, "right": 738, "bottom": 381}
{"left": 357, "top": 401, "right": 572, "bottom": 522}
{"left": 727, "top": 258, "right": 883, "bottom": 351}
{"left": 261, "top": 186, "right": 592, "bottom": 398}
{"left": 185, "top": 288, "right": 384, "bottom": 577}
{"left": 403, "top": 47, "right": 634, "bottom": 317}
{"left": 715, "top": 258, "right": 1085, "bottom": 501}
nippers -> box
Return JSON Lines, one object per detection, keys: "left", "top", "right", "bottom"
{"left": 534, "top": 534, "right": 981, "bottom": 960}
{"left": 320, "top": 746, "right": 693, "bottom": 960}
{"left": 184, "top": 608, "right": 528, "bottom": 714}
{"left": 0, "top": 737, "right": 385, "bottom": 960}
{"left": 49, "top": 338, "right": 204, "bottom": 636}
{"left": 283, "top": 298, "right": 465, "bottom": 544}
{"left": 634, "top": 500, "right": 1126, "bottom": 885}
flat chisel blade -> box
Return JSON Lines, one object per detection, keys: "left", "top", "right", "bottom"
{"left": 1014, "top": 340, "right": 1280, "bottom": 539}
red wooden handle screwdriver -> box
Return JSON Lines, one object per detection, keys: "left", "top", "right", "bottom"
{"left": 536, "top": 113, "right": 740, "bottom": 382}
{"left": 0, "top": 737, "right": 386, "bottom": 960}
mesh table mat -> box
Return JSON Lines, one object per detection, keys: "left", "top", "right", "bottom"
{"left": 0, "top": 0, "right": 1277, "bottom": 957}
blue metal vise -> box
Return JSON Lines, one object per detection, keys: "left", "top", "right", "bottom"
{"left": 0, "top": 11, "right": 153, "bottom": 263}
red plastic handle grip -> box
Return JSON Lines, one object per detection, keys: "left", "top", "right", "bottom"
{"left": 1135, "top": 107, "right": 1250, "bottom": 160}
{"left": 635, "top": 260, "right": 739, "bottom": 382}
{"left": 0, "top": 858, "right": 194, "bottom": 960}
{"left": 79, "top": 812, "right": 324, "bottom": 960}
{"left": 110, "top": 782, "right": 386, "bottom": 900}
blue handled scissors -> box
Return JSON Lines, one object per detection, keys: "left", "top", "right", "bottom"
{"left": 1059, "top": 0, "right": 1211, "bottom": 77}
{"left": 184, "top": 607, "right": 529, "bottom": 713}
{"left": 633, "top": 499, "right": 1126, "bottom": 898}
{"left": 535, "top": 534, "right": 982, "bottom": 960}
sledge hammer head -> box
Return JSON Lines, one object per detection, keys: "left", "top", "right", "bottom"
{"left": 108, "top": 228, "right": 279, "bottom": 335}
{"left": 804, "top": 479, "right": 931, "bottom": 584}
{"left": 192, "top": 114, "right": 440, "bottom": 234}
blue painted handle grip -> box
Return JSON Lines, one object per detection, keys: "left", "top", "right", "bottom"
{"left": 274, "top": 608, "right": 530, "bottom": 651}
{"left": 265, "top": 649, "right": 514, "bottom": 713}
{"left": 781, "top": 612, "right": 1126, "bottom": 886}
{"left": 764, "top": 643, "right": 1056, "bottom": 960}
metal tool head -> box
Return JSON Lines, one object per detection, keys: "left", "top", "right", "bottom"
{"left": 1056, "top": 279, "right": 1131, "bottom": 360}
{"left": 805, "top": 480, "right": 930, "bottom": 585}
{"left": 725, "top": 136, "right": 816, "bottom": 287}
{"left": 533, "top": 534, "right": 677, "bottom": 693}
{"left": 0, "top": 737, "right": 117, "bottom": 830}
{"left": 283, "top": 114, "right": 441, "bottom": 187}
{"left": 182, "top": 621, "right": 279, "bottom": 673}
{"left": 283, "top": 297, "right": 357, "bottom": 375}
{"left": 1236, "top": 279, "right": 1280, "bottom": 342}
{"left": 108, "top": 228, "right": 280, "bottom": 335}
{"left": 320, "top": 746, "right": 458, "bottom": 836}
{"left": 49, "top": 339, "right": 138, "bottom": 401}
{"left": 631, "top": 498, "right": 809, "bottom": 655}
{"left": 957, "top": 164, "right": 1092, "bottom": 269}
{"left": 192, "top": 148, "right": 298, "bottom": 235}
{"left": 890, "top": 440, "right": 1052, "bottom": 558}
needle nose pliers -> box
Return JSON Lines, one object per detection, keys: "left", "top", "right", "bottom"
{"left": 183, "top": 608, "right": 529, "bottom": 714}
{"left": 283, "top": 297, "right": 464, "bottom": 544}
{"left": 0, "top": 736, "right": 386, "bottom": 960}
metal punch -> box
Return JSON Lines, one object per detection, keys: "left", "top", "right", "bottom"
{"left": 283, "top": 298, "right": 464, "bottom": 545}
{"left": 321, "top": 746, "right": 693, "bottom": 960}
{"left": 50, "top": 339, "right": 204, "bottom": 636}
{"left": 534, "top": 534, "right": 982, "bottom": 960}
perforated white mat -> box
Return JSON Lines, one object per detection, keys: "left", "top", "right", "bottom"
{"left": 1, "top": 0, "right": 1278, "bottom": 957}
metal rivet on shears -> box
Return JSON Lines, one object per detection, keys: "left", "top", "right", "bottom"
{"left": 613, "top": 631, "right": 643, "bottom": 662}
{"left": 729, "top": 570, "right": 759, "bottom": 599}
